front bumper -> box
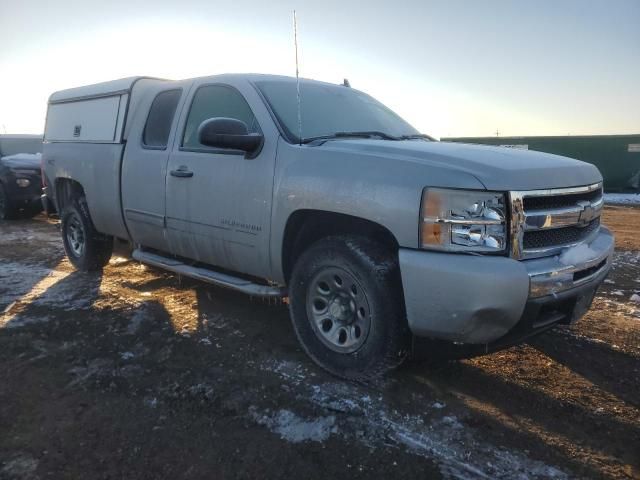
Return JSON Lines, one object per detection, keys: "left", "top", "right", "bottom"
{"left": 4, "top": 172, "right": 42, "bottom": 205}
{"left": 5, "top": 184, "right": 41, "bottom": 206}
{"left": 399, "top": 226, "right": 614, "bottom": 344}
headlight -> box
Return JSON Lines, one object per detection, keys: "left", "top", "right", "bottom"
{"left": 421, "top": 188, "right": 507, "bottom": 252}
{"left": 16, "top": 178, "right": 31, "bottom": 188}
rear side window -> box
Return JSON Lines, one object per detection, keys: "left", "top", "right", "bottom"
{"left": 182, "top": 85, "right": 260, "bottom": 150}
{"left": 143, "top": 89, "right": 182, "bottom": 148}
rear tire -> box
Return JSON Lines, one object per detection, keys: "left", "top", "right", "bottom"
{"left": 289, "top": 235, "right": 409, "bottom": 381}
{"left": 61, "top": 196, "right": 113, "bottom": 271}
{"left": 0, "top": 183, "right": 19, "bottom": 220}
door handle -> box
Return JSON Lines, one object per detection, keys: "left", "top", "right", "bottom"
{"left": 170, "top": 166, "right": 193, "bottom": 178}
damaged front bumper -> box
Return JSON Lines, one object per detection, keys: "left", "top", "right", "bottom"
{"left": 399, "top": 226, "right": 614, "bottom": 345}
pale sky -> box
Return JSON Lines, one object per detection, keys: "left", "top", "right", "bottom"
{"left": 0, "top": 0, "right": 638, "bottom": 139}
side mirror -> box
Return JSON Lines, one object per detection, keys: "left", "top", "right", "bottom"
{"left": 197, "top": 117, "right": 263, "bottom": 156}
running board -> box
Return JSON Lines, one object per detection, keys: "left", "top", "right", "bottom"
{"left": 132, "top": 249, "right": 286, "bottom": 298}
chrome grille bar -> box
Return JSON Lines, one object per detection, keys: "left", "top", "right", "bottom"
{"left": 509, "top": 182, "right": 603, "bottom": 259}
{"left": 523, "top": 197, "right": 603, "bottom": 231}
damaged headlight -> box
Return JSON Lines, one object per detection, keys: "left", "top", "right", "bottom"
{"left": 420, "top": 188, "right": 507, "bottom": 253}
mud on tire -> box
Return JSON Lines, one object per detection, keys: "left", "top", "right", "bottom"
{"left": 61, "top": 196, "right": 113, "bottom": 271}
{"left": 289, "top": 235, "right": 410, "bottom": 381}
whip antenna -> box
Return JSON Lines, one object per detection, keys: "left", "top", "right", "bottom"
{"left": 293, "top": 10, "right": 302, "bottom": 145}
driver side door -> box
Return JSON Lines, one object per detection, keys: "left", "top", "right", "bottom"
{"left": 165, "top": 81, "right": 276, "bottom": 278}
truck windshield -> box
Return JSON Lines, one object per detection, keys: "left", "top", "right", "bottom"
{"left": 255, "top": 80, "right": 423, "bottom": 144}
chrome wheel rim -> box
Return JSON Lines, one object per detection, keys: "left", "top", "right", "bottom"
{"left": 306, "top": 267, "right": 371, "bottom": 353}
{"left": 66, "top": 213, "right": 86, "bottom": 257}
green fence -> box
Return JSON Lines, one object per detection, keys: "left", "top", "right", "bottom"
{"left": 442, "top": 134, "right": 640, "bottom": 192}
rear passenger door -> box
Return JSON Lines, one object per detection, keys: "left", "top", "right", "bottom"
{"left": 121, "top": 86, "right": 186, "bottom": 252}
{"left": 165, "top": 80, "right": 277, "bottom": 278}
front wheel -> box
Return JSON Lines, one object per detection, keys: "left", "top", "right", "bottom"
{"left": 289, "top": 236, "right": 409, "bottom": 381}
{"left": 61, "top": 197, "right": 113, "bottom": 271}
{"left": 0, "top": 183, "right": 19, "bottom": 220}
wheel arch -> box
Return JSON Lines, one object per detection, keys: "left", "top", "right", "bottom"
{"left": 54, "top": 177, "right": 85, "bottom": 213}
{"left": 281, "top": 209, "right": 400, "bottom": 284}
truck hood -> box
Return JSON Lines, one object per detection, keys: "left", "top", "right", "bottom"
{"left": 1, "top": 153, "right": 42, "bottom": 171}
{"left": 321, "top": 139, "right": 602, "bottom": 191}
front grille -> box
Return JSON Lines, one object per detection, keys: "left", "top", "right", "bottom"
{"left": 523, "top": 187, "right": 602, "bottom": 211}
{"left": 511, "top": 183, "right": 603, "bottom": 258}
{"left": 523, "top": 217, "right": 600, "bottom": 250}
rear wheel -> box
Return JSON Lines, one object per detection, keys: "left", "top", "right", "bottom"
{"left": 61, "top": 196, "right": 113, "bottom": 271}
{"left": 0, "top": 183, "right": 19, "bottom": 220}
{"left": 289, "top": 235, "right": 409, "bottom": 380}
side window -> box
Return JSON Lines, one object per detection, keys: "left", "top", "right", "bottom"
{"left": 182, "top": 85, "right": 260, "bottom": 150}
{"left": 143, "top": 89, "right": 182, "bottom": 148}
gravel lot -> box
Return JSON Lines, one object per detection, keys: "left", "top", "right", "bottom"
{"left": 1, "top": 206, "right": 639, "bottom": 479}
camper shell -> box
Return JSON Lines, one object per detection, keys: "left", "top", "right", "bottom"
{"left": 44, "top": 77, "right": 170, "bottom": 238}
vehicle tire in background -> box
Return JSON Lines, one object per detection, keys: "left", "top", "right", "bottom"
{"left": 289, "top": 235, "right": 410, "bottom": 381}
{"left": 0, "top": 183, "right": 19, "bottom": 220}
{"left": 22, "top": 201, "right": 43, "bottom": 219}
{"left": 61, "top": 196, "right": 113, "bottom": 271}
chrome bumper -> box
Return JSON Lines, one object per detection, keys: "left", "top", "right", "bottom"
{"left": 526, "top": 226, "right": 614, "bottom": 298}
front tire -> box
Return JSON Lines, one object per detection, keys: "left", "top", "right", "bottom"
{"left": 289, "top": 236, "right": 409, "bottom": 380}
{"left": 61, "top": 197, "right": 113, "bottom": 271}
{"left": 0, "top": 183, "right": 19, "bottom": 220}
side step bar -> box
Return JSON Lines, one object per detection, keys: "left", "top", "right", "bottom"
{"left": 132, "top": 249, "right": 286, "bottom": 298}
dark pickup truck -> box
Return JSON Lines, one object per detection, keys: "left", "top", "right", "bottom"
{"left": 0, "top": 153, "right": 43, "bottom": 220}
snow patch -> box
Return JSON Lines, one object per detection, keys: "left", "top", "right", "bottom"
{"left": 0, "top": 229, "right": 61, "bottom": 245}
{"left": 250, "top": 408, "right": 337, "bottom": 443}
{"left": 0, "top": 261, "right": 57, "bottom": 307}
{"left": 127, "top": 304, "right": 151, "bottom": 334}
{"left": 604, "top": 193, "right": 640, "bottom": 205}
{"left": 0, "top": 258, "right": 103, "bottom": 323}
{"left": 558, "top": 244, "right": 597, "bottom": 266}
{"left": 66, "top": 358, "right": 114, "bottom": 388}
{"left": 262, "top": 362, "right": 567, "bottom": 479}
{"left": 612, "top": 251, "right": 640, "bottom": 267}
{"left": 0, "top": 453, "right": 39, "bottom": 478}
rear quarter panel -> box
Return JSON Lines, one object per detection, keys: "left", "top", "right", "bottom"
{"left": 44, "top": 142, "right": 129, "bottom": 239}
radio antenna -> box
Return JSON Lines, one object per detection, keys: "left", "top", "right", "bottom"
{"left": 293, "top": 10, "right": 302, "bottom": 145}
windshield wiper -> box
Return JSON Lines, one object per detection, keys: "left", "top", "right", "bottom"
{"left": 398, "top": 133, "right": 434, "bottom": 141}
{"left": 301, "top": 131, "right": 400, "bottom": 144}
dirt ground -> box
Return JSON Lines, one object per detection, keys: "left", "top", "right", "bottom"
{"left": 0, "top": 206, "right": 638, "bottom": 480}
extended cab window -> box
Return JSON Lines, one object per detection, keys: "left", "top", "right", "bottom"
{"left": 182, "top": 85, "right": 260, "bottom": 150}
{"left": 143, "top": 89, "right": 182, "bottom": 148}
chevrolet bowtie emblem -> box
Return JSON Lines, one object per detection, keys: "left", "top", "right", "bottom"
{"left": 576, "top": 200, "right": 596, "bottom": 226}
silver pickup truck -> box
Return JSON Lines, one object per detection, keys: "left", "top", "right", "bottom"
{"left": 42, "top": 74, "right": 614, "bottom": 379}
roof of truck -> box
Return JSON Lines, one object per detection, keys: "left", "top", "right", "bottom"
{"left": 48, "top": 76, "right": 169, "bottom": 104}
{"left": 48, "top": 74, "right": 343, "bottom": 105}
